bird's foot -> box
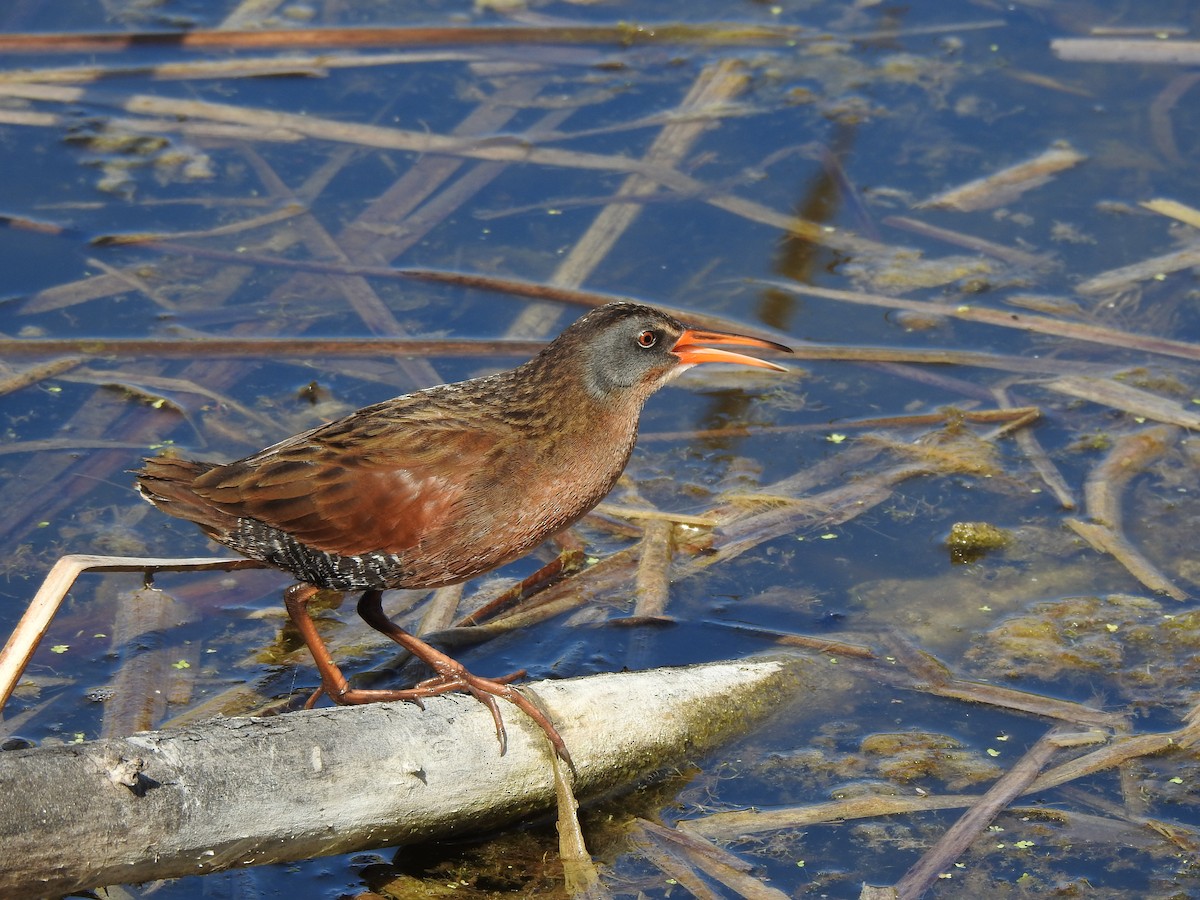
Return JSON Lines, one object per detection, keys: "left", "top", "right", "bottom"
{"left": 414, "top": 663, "right": 574, "bottom": 774}
{"left": 287, "top": 586, "right": 573, "bottom": 770}
{"left": 313, "top": 666, "right": 573, "bottom": 773}
{"left": 351, "top": 589, "right": 574, "bottom": 771}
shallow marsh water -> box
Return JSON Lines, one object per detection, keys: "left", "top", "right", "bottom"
{"left": 1, "top": 0, "right": 1200, "bottom": 896}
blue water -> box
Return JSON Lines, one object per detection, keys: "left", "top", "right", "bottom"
{"left": 2, "top": 0, "right": 1199, "bottom": 896}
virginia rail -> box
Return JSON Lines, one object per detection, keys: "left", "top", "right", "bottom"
{"left": 136, "top": 302, "right": 790, "bottom": 765}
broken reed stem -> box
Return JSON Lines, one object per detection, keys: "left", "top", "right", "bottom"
{"left": 766, "top": 281, "right": 1200, "bottom": 363}
{"left": 874, "top": 632, "right": 1125, "bottom": 728}
{"left": 101, "top": 586, "right": 183, "bottom": 737}
{"left": 1076, "top": 242, "right": 1200, "bottom": 296}
{"left": 1082, "top": 425, "right": 1179, "bottom": 525}
{"left": 632, "top": 830, "right": 725, "bottom": 900}
{"left": 97, "top": 203, "right": 308, "bottom": 246}
{"left": 0, "top": 51, "right": 499, "bottom": 85}
{"left": 916, "top": 143, "right": 1086, "bottom": 212}
{"left": 682, "top": 794, "right": 977, "bottom": 840}
{"left": 0, "top": 23, "right": 817, "bottom": 55}
{"left": 2, "top": 330, "right": 1109, "bottom": 378}
{"left": 553, "top": 755, "right": 603, "bottom": 898}
{"left": 1030, "top": 729, "right": 1195, "bottom": 793}
{"left": 1046, "top": 376, "right": 1200, "bottom": 429}
{"left": 883, "top": 215, "right": 1050, "bottom": 269}
{"left": 0, "top": 554, "right": 267, "bottom": 710}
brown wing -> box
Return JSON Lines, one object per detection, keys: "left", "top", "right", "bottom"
{"left": 190, "top": 407, "right": 504, "bottom": 557}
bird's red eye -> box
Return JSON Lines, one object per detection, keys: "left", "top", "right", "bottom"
{"left": 636, "top": 330, "right": 657, "bottom": 348}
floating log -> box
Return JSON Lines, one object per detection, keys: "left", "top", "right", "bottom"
{"left": 0, "top": 656, "right": 805, "bottom": 897}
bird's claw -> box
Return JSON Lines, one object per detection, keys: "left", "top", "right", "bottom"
{"left": 409, "top": 667, "right": 574, "bottom": 771}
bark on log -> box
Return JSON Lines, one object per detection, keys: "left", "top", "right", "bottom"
{"left": 0, "top": 656, "right": 805, "bottom": 898}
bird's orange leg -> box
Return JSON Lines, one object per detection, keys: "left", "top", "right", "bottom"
{"left": 284, "top": 584, "right": 415, "bottom": 710}
{"left": 282, "top": 584, "right": 572, "bottom": 770}
{"left": 356, "top": 589, "right": 573, "bottom": 771}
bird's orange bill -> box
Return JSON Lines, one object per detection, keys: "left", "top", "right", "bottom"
{"left": 671, "top": 328, "right": 792, "bottom": 371}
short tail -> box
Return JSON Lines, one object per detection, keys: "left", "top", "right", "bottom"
{"left": 135, "top": 456, "right": 235, "bottom": 541}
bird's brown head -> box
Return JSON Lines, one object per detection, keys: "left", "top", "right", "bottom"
{"left": 540, "top": 302, "right": 791, "bottom": 403}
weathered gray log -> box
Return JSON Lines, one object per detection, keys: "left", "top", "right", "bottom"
{"left": 0, "top": 656, "right": 805, "bottom": 898}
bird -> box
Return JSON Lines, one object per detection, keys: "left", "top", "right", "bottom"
{"left": 136, "top": 301, "right": 791, "bottom": 766}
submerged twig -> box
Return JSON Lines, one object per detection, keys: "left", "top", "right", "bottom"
{"left": 683, "top": 793, "right": 978, "bottom": 841}
{"left": 100, "top": 586, "right": 188, "bottom": 737}
{"left": 892, "top": 728, "right": 1062, "bottom": 899}
{"left": 635, "top": 819, "right": 789, "bottom": 900}
{"left": 1072, "top": 540, "right": 1142, "bottom": 604}
{"left": 1075, "top": 242, "right": 1200, "bottom": 296}
{"left": 883, "top": 215, "right": 1050, "bottom": 269}
{"left": 554, "top": 753, "right": 604, "bottom": 900}
{"left": 95, "top": 203, "right": 307, "bottom": 245}
{"left": 1081, "top": 425, "right": 1179, "bottom": 525}
{"left": 765, "top": 281, "right": 1200, "bottom": 363}
{"left": 0, "top": 51, "right": 503, "bottom": 85}
{"left": 917, "top": 143, "right": 1086, "bottom": 212}
{"left": 1031, "top": 728, "right": 1194, "bottom": 792}
{"left": 1063, "top": 425, "right": 1188, "bottom": 600}
{"left": 1148, "top": 76, "right": 1200, "bottom": 164}
{"left": 875, "top": 632, "right": 1125, "bottom": 728}
{"left": 992, "top": 386, "right": 1076, "bottom": 508}
{"left": 0, "top": 335, "right": 550, "bottom": 358}
{"left": 0, "top": 357, "right": 84, "bottom": 396}
{"left": 633, "top": 827, "right": 724, "bottom": 900}
{"left": 60, "top": 367, "right": 282, "bottom": 433}
{"left": 707, "top": 621, "right": 876, "bottom": 660}
{"left": 1046, "top": 376, "right": 1200, "bottom": 428}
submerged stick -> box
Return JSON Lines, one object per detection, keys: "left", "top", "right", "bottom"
{"left": 0, "top": 657, "right": 806, "bottom": 898}
{"left": 635, "top": 819, "right": 790, "bottom": 900}
{"left": 766, "top": 281, "right": 1200, "bottom": 363}
{"left": 992, "top": 386, "right": 1076, "bottom": 509}
{"left": 0, "top": 356, "right": 84, "bottom": 396}
{"left": 1075, "top": 242, "right": 1200, "bottom": 296}
{"left": 918, "top": 143, "right": 1086, "bottom": 212}
{"left": 891, "top": 729, "right": 1062, "bottom": 899}
{"left": 1063, "top": 425, "right": 1188, "bottom": 600}
{"left": 0, "top": 335, "right": 551, "bottom": 359}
